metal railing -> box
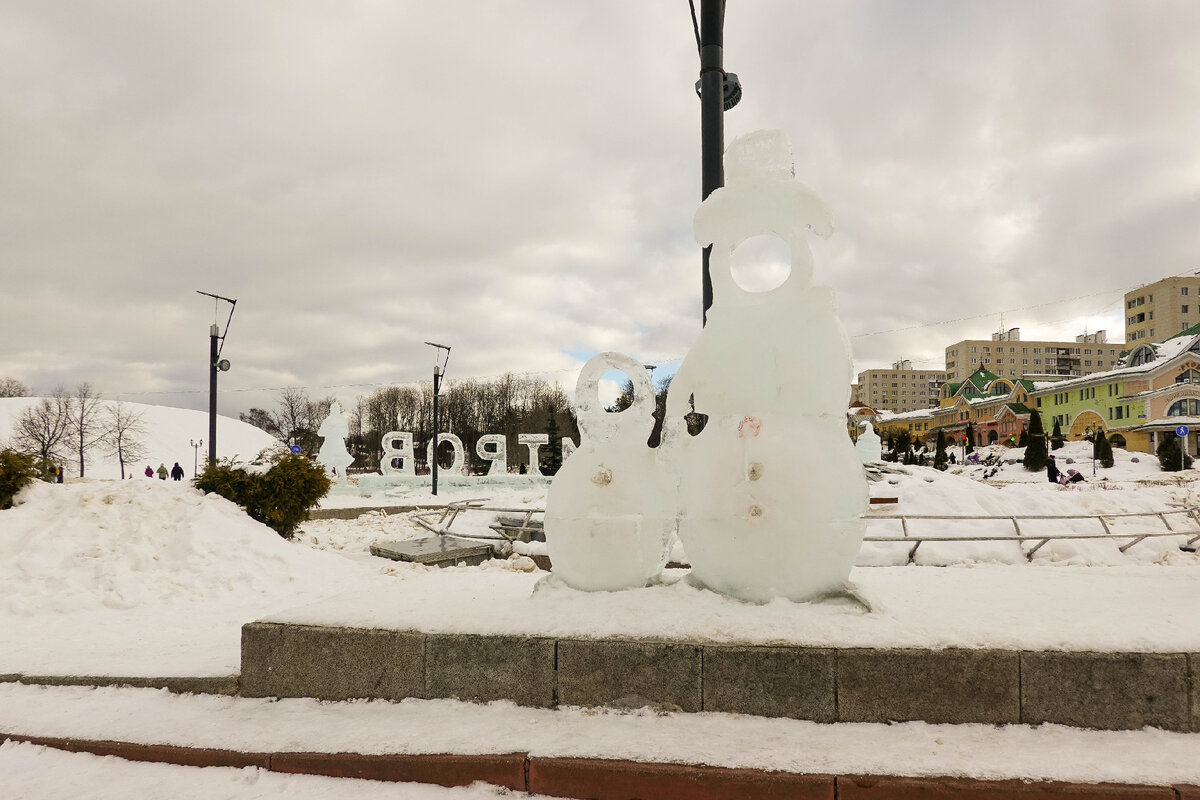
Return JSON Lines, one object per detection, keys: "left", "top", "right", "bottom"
{"left": 865, "top": 507, "right": 1200, "bottom": 563}
{"left": 410, "top": 500, "right": 1200, "bottom": 564}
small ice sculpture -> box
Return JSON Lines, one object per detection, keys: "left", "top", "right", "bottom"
{"left": 316, "top": 401, "right": 354, "bottom": 484}
{"left": 518, "top": 433, "right": 550, "bottom": 475}
{"left": 855, "top": 422, "right": 882, "bottom": 463}
{"left": 544, "top": 353, "right": 672, "bottom": 591}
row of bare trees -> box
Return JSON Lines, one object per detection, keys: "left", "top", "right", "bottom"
{"left": 4, "top": 383, "right": 148, "bottom": 478}
{"left": 351, "top": 373, "right": 579, "bottom": 472}
{"left": 239, "top": 375, "right": 580, "bottom": 473}
{"left": 239, "top": 387, "right": 335, "bottom": 458}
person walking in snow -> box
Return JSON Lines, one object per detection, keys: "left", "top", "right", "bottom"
{"left": 157, "top": 464, "right": 168, "bottom": 480}
{"left": 1046, "top": 455, "right": 1060, "bottom": 484}
{"left": 144, "top": 465, "right": 153, "bottom": 478}
{"left": 170, "top": 462, "right": 184, "bottom": 481}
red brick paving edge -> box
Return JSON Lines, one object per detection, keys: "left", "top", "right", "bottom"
{"left": 3, "top": 733, "right": 1198, "bottom": 799}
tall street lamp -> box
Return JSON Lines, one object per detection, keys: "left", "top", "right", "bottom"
{"left": 190, "top": 439, "right": 202, "bottom": 476}
{"left": 197, "top": 291, "right": 237, "bottom": 467}
{"left": 691, "top": 0, "right": 740, "bottom": 326}
{"left": 1084, "top": 424, "right": 1098, "bottom": 476}
{"left": 425, "top": 341, "right": 451, "bottom": 496}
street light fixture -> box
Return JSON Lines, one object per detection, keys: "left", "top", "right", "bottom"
{"left": 190, "top": 439, "right": 202, "bottom": 477}
{"left": 424, "top": 341, "right": 451, "bottom": 496}
{"left": 197, "top": 291, "right": 237, "bottom": 467}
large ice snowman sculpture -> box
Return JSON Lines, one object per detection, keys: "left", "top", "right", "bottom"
{"left": 664, "top": 130, "right": 867, "bottom": 603}
{"left": 544, "top": 353, "right": 672, "bottom": 591}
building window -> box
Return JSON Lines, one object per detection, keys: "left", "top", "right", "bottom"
{"left": 1184, "top": 287, "right": 1190, "bottom": 296}
{"left": 1168, "top": 398, "right": 1200, "bottom": 416}
{"left": 1184, "top": 305, "right": 1190, "bottom": 314}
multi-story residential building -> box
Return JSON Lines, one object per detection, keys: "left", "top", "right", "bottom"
{"left": 876, "top": 324, "right": 1200, "bottom": 457}
{"left": 944, "top": 328, "right": 1122, "bottom": 383}
{"left": 854, "top": 360, "right": 945, "bottom": 413}
{"left": 1030, "top": 323, "right": 1200, "bottom": 455}
{"left": 1125, "top": 272, "right": 1200, "bottom": 344}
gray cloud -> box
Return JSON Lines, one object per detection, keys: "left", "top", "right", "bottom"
{"left": 2, "top": 1, "right": 1198, "bottom": 413}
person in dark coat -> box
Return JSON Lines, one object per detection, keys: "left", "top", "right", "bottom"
{"left": 1046, "top": 455, "right": 1060, "bottom": 484}
{"left": 145, "top": 465, "right": 154, "bottom": 478}
{"left": 170, "top": 462, "right": 185, "bottom": 481}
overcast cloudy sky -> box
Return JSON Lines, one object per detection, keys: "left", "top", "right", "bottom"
{"left": 2, "top": 1, "right": 1198, "bottom": 418}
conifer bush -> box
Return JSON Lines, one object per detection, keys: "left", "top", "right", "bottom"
{"left": 934, "top": 430, "right": 948, "bottom": 471}
{"left": 195, "top": 453, "right": 331, "bottom": 539}
{"left": 1050, "top": 420, "right": 1065, "bottom": 450}
{"left": 1023, "top": 410, "right": 1049, "bottom": 471}
{"left": 1156, "top": 433, "right": 1194, "bottom": 472}
{"left": 1094, "top": 430, "right": 1114, "bottom": 469}
{"left": 0, "top": 449, "right": 38, "bottom": 510}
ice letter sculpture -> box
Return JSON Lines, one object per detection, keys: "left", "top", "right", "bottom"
{"left": 855, "top": 422, "right": 882, "bottom": 464}
{"left": 545, "top": 130, "right": 866, "bottom": 603}
{"left": 316, "top": 401, "right": 354, "bottom": 484}
{"left": 544, "top": 353, "right": 672, "bottom": 591}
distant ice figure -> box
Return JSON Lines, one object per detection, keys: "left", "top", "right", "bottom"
{"left": 544, "top": 353, "right": 671, "bottom": 591}
{"left": 856, "top": 423, "right": 882, "bottom": 463}
{"left": 667, "top": 130, "right": 867, "bottom": 603}
{"left": 316, "top": 401, "right": 354, "bottom": 485}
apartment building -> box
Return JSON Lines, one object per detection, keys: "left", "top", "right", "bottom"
{"left": 944, "top": 328, "right": 1123, "bottom": 383}
{"left": 855, "top": 360, "right": 946, "bottom": 413}
{"left": 1126, "top": 272, "right": 1200, "bottom": 344}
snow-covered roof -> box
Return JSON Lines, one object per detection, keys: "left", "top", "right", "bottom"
{"left": 1027, "top": 333, "right": 1200, "bottom": 393}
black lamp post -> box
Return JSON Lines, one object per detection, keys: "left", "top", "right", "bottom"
{"left": 692, "top": 0, "right": 740, "bottom": 326}
{"left": 190, "top": 439, "right": 202, "bottom": 476}
{"left": 1084, "top": 424, "right": 1098, "bottom": 476}
{"left": 424, "top": 341, "right": 451, "bottom": 496}
{"left": 197, "top": 291, "right": 236, "bottom": 467}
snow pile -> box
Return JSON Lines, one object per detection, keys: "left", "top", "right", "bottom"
{"left": 1, "top": 480, "right": 367, "bottom": 616}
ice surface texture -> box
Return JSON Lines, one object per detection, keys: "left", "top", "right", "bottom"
{"left": 545, "top": 130, "right": 867, "bottom": 601}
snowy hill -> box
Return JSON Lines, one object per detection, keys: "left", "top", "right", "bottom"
{"left": 0, "top": 397, "right": 280, "bottom": 479}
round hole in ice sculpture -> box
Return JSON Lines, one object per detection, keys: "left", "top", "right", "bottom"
{"left": 598, "top": 369, "right": 643, "bottom": 414}
{"left": 729, "top": 234, "right": 792, "bottom": 293}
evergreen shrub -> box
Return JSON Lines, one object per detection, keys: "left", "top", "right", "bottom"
{"left": 1023, "top": 410, "right": 1049, "bottom": 471}
{"left": 195, "top": 453, "right": 331, "bottom": 539}
{"left": 1156, "top": 434, "right": 1194, "bottom": 472}
{"left": 1050, "top": 420, "right": 1065, "bottom": 450}
{"left": 0, "top": 449, "right": 38, "bottom": 509}
{"left": 1095, "top": 430, "right": 1114, "bottom": 469}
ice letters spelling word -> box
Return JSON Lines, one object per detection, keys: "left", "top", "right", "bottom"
{"left": 544, "top": 130, "right": 867, "bottom": 602}
{"left": 316, "top": 401, "right": 355, "bottom": 485}
{"left": 377, "top": 431, "right": 572, "bottom": 477}
{"left": 855, "top": 422, "right": 883, "bottom": 464}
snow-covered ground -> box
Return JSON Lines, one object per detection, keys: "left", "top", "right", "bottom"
{"left": 3, "top": 430, "right": 1200, "bottom": 793}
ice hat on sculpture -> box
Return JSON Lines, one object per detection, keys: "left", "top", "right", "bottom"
{"left": 665, "top": 130, "right": 867, "bottom": 603}
{"left": 544, "top": 353, "right": 672, "bottom": 591}
{"left": 856, "top": 422, "right": 882, "bottom": 463}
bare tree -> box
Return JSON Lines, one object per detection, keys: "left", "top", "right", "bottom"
{"left": 103, "top": 402, "right": 147, "bottom": 479}
{"left": 12, "top": 389, "right": 72, "bottom": 467}
{"left": 0, "top": 377, "right": 29, "bottom": 397}
{"left": 239, "top": 408, "right": 282, "bottom": 439}
{"left": 67, "top": 383, "right": 106, "bottom": 477}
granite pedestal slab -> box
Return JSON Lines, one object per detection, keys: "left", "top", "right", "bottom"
{"left": 240, "top": 620, "right": 1200, "bottom": 732}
